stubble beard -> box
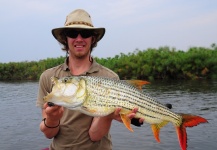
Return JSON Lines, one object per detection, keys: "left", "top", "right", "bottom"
{"left": 73, "top": 50, "right": 90, "bottom": 60}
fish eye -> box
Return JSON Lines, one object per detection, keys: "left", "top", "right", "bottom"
{"left": 63, "top": 78, "right": 68, "bottom": 83}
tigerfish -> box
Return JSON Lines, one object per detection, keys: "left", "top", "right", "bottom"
{"left": 43, "top": 76, "right": 208, "bottom": 150}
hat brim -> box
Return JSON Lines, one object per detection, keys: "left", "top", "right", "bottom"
{"left": 52, "top": 25, "right": 105, "bottom": 44}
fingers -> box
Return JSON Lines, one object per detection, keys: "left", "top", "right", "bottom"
{"left": 114, "top": 107, "right": 121, "bottom": 116}
{"left": 139, "top": 118, "right": 144, "bottom": 123}
{"left": 115, "top": 107, "right": 144, "bottom": 127}
{"left": 110, "top": 107, "right": 122, "bottom": 121}
{"left": 131, "top": 108, "right": 144, "bottom": 124}
{"left": 43, "top": 102, "right": 64, "bottom": 120}
{"left": 127, "top": 113, "right": 136, "bottom": 119}
{"left": 112, "top": 107, "right": 139, "bottom": 122}
{"left": 127, "top": 107, "right": 138, "bottom": 119}
{"left": 131, "top": 108, "right": 138, "bottom": 113}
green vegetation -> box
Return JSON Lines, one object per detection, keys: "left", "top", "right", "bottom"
{"left": 1, "top": 44, "right": 217, "bottom": 81}
{"left": 0, "top": 57, "right": 64, "bottom": 81}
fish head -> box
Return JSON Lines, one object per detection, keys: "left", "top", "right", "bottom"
{"left": 43, "top": 76, "right": 86, "bottom": 109}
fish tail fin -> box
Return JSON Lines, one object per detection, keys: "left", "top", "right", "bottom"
{"left": 151, "top": 120, "right": 169, "bottom": 142}
{"left": 175, "top": 114, "right": 208, "bottom": 150}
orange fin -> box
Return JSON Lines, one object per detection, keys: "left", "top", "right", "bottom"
{"left": 120, "top": 114, "right": 134, "bottom": 132}
{"left": 176, "top": 114, "right": 208, "bottom": 150}
{"left": 151, "top": 121, "right": 169, "bottom": 142}
{"left": 125, "top": 80, "right": 150, "bottom": 90}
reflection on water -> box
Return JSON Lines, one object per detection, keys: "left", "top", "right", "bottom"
{"left": 0, "top": 80, "right": 216, "bottom": 150}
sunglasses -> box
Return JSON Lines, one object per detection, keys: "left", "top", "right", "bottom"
{"left": 64, "top": 30, "right": 94, "bottom": 39}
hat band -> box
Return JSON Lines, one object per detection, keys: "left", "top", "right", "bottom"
{"left": 66, "top": 21, "right": 93, "bottom": 27}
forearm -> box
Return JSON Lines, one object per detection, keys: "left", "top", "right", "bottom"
{"left": 89, "top": 116, "right": 113, "bottom": 141}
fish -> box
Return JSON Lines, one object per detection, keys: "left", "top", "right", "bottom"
{"left": 43, "top": 76, "right": 208, "bottom": 150}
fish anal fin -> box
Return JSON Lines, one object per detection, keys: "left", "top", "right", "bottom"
{"left": 151, "top": 121, "right": 169, "bottom": 143}
{"left": 151, "top": 124, "right": 160, "bottom": 142}
{"left": 120, "top": 114, "right": 134, "bottom": 132}
{"left": 125, "top": 80, "right": 150, "bottom": 90}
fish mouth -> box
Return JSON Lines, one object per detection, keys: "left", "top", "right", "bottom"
{"left": 47, "top": 101, "right": 83, "bottom": 109}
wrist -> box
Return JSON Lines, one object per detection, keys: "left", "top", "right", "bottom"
{"left": 42, "top": 118, "right": 60, "bottom": 128}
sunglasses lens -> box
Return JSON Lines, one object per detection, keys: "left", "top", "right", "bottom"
{"left": 65, "top": 30, "right": 93, "bottom": 38}
{"left": 80, "top": 30, "right": 92, "bottom": 38}
{"left": 65, "top": 30, "right": 79, "bottom": 38}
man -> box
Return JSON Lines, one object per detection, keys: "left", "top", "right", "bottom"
{"left": 36, "top": 9, "right": 142, "bottom": 150}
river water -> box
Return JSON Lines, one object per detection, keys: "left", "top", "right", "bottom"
{"left": 0, "top": 80, "right": 216, "bottom": 150}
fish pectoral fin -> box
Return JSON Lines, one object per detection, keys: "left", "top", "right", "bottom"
{"left": 151, "top": 120, "right": 169, "bottom": 142}
{"left": 125, "top": 80, "right": 150, "bottom": 90}
{"left": 120, "top": 112, "right": 134, "bottom": 132}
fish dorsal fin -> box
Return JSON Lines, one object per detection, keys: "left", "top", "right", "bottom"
{"left": 125, "top": 80, "right": 150, "bottom": 90}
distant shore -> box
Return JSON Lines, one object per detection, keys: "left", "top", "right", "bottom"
{"left": 1, "top": 45, "right": 217, "bottom": 81}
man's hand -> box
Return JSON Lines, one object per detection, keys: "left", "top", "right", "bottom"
{"left": 131, "top": 103, "right": 173, "bottom": 127}
{"left": 109, "top": 107, "right": 144, "bottom": 124}
{"left": 43, "top": 102, "right": 64, "bottom": 122}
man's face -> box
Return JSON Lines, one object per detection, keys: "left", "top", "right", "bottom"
{"left": 65, "top": 30, "right": 94, "bottom": 59}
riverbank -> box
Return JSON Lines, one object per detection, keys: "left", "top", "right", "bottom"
{"left": 1, "top": 45, "right": 217, "bottom": 81}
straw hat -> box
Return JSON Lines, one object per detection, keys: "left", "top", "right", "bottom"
{"left": 52, "top": 9, "right": 105, "bottom": 44}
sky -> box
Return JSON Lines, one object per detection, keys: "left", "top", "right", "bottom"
{"left": 1, "top": 0, "right": 217, "bottom": 63}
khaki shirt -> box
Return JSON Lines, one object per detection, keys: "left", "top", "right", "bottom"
{"left": 36, "top": 59, "right": 119, "bottom": 150}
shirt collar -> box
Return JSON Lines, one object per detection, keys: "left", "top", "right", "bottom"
{"left": 62, "top": 57, "right": 100, "bottom": 74}
{"left": 62, "top": 58, "right": 69, "bottom": 71}
{"left": 87, "top": 59, "right": 100, "bottom": 74}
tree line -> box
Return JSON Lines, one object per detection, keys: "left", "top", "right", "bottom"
{"left": 0, "top": 44, "right": 217, "bottom": 81}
